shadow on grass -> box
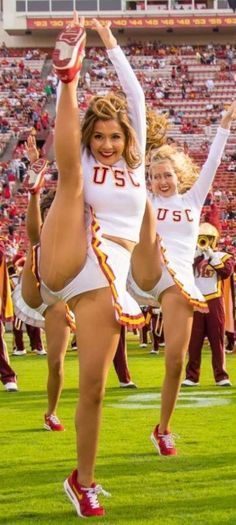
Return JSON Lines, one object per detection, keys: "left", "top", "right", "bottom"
{"left": 0, "top": 511, "right": 73, "bottom": 525}
{"left": 2, "top": 451, "right": 236, "bottom": 487}
{"left": 0, "top": 494, "right": 235, "bottom": 525}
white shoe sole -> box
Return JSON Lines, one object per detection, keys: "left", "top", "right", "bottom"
{"left": 63, "top": 479, "right": 84, "bottom": 518}
{"left": 150, "top": 433, "right": 161, "bottom": 455}
{"left": 44, "top": 423, "right": 53, "bottom": 431}
{"left": 43, "top": 423, "right": 65, "bottom": 431}
{"left": 54, "top": 31, "right": 86, "bottom": 70}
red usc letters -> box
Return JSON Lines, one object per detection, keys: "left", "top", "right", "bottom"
{"left": 92, "top": 167, "right": 140, "bottom": 187}
{"left": 157, "top": 208, "right": 193, "bottom": 222}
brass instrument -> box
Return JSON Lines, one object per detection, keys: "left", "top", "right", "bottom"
{"left": 197, "top": 235, "right": 210, "bottom": 250}
{"left": 198, "top": 222, "right": 219, "bottom": 250}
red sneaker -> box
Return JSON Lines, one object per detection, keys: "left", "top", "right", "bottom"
{"left": 44, "top": 414, "right": 65, "bottom": 432}
{"left": 52, "top": 26, "right": 86, "bottom": 83}
{"left": 150, "top": 424, "right": 177, "bottom": 456}
{"left": 64, "top": 469, "right": 110, "bottom": 517}
{"left": 24, "top": 158, "right": 48, "bottom": 194}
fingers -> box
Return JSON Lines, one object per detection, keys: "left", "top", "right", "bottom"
{"left": 91, "top": 18, "right": 112, "bottom": 30}
{"left": 70, "top": 11, "right": 84, "bottom": 28}
{"left": 79, "top": 16, "right": 85, "bottom": 27}
{"left": 73, "top": 10, "right": 78, "bottom": 24}
{"left": 25, "top": 135, "right": 36, "bottom": 148}
{"left": 91, "top": 18, "right": 101, "bottom": 29}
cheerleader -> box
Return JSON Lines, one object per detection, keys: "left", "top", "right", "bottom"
{"left": 23, "top": 15, "right": 146, "bottom": 517}
{"left": 129, "top": 101, "right": 236, "bottom": 455}
{"left": 15, "top": 136, "right": 72, "bottom": 431}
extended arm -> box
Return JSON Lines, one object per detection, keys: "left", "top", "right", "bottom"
{"left": 92, "top": 19, "right": 146, "bottom": 155}
{"left": 24, "top": 136, "right": 42, "bottom": 245}
{"left": 188, "top": 101, "right": 236, "bottom": 207}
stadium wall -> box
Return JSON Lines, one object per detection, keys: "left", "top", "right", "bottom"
{"left": 0, "top": 23, "right": 235, "bottom": 48}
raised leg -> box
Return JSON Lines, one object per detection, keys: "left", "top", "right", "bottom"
{"left": 131, "top": 199, "right": 162, "bottom": 291}
{"left": 40, "top": 78, "right": 87, "bottom": 291}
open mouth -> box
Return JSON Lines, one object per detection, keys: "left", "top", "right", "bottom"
{"left": 100, "top": 152, "right": 114, "bottom": 158}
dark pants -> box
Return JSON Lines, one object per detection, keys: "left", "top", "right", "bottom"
{"left": 225, "top": 330, "right": 235, "bottom": 351}
{"left": 140, "top": 323, "right": 149, "bottom": 345}
{"left": 0, "top": 320, "right": 17, "bottom": 385}
{"left": 151, "top": 312, "right": 164, "bottom": 351}
{"left": 113, "top": 326, "right": 131, "bottom": 383}
{"left": 140, "top": 311, "right": 164, "bottom": 350}
{"left": 186, "top": 297, "right": 229, "bottom": 382}
{"left": 13, "top": 317, "right": 43, "bottom": 351}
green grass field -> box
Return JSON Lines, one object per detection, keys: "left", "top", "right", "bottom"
{"left": 1, "top": 334, "right": 235, "bottom": 525}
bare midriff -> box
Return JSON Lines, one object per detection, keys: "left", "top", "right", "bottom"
{"left": 102, "top": 234, "right": 136, "bottom": 253}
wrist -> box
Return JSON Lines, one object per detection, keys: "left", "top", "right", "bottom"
{"left": 220, "top": 115, "right": 232, "bottom": 129}
{"left": 104, "top": 38, "right": 117, "bottom": 50}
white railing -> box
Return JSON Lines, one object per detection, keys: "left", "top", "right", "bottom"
{"left": 16, "top": 0, "right": 234, "bottom": 14}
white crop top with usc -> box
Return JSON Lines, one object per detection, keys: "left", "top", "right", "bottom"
{"left": 82, "top": 46, "right": 146, "bottom": 243}
{"left": 149, "top": 127, "right": 230, "bottom": 310}
{"left": 41, "top": 46, "right": 147, "bottom": 329}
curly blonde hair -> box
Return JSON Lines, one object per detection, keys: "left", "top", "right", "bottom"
{"left": 40, "top": 190, "right": 56, "bottom": 221}
{"left": 146, "top": 109, "right": 169, "bottom": 157}
{"left": 149, "top": 144, "right": 200, "bottom": 193}
{"left": 81, "top": 92, "right": 142, "bottom": 169}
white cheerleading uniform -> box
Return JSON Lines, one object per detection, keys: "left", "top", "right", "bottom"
{"left": 13, "top": 280, "right": 76, "bottom": 332}
{"left": 128, "top": 127, "right": 230, "bottom": 311}
{"left": 41, "top": 46, "right": 147, "bottom": 329}
{"left": 13, "top": 283, "right": 46, "bottom": 329}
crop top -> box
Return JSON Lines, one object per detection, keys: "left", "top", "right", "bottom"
{"left": 149, "top": 127, "right": 230, "bottom": 300}
{"left": 82, "top": 46, "right": 147, "bottom": 242}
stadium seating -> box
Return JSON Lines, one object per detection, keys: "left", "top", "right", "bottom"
{"left": 0, "top": 42, "right": 235, "bottom": 257}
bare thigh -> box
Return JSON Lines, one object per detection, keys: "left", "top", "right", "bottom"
{"left": 131, "top": 198, "right": 162, "bottom": 290}
{"left": 40, "top": 186, "right": 87, "bottom": 292}
{"left": 161, "top": 285, "right": 193, "bottom": 361}
{"left": 72, "top": 287, "right": 121, "bottom": 393}
{"left": 21, "top": 250, "right": 43, "bottom": 309}
{"left": 44, "top": 302, "right": 70, "bottom": 361}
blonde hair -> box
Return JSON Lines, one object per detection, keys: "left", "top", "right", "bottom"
{"left": 82, "top": 92, "right": 142, "bottom": 169}
{"left": 40, "top": 190, "right": 56, "bottom": 221}
{"left": 149, "top": 144, "right": 199, "bottom": 193}
{"left": 146, "top": 110, "right": 169, "bottom": 157}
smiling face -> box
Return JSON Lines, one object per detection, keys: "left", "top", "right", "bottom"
{"left": 90, "top": 119, "right": 126, "bottom": 166}
{"left": 150, "top": 159, "right": 178, "bottom": 197}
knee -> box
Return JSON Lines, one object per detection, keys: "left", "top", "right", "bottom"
{"left": 81, "top": 379, "right": 105, "bottom": 406}
{"left": 166, "top": 354, "right": 185, "bottom": 378}
{"left": 48, "top": 356, "right": 64, "bottom": 376}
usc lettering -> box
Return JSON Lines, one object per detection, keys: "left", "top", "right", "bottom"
{"left": 157, "top": 208, "right": 194, "bottom": 222}
{"left": 93, "top": 166, "right": 108, "bottom": 184}
{"left": 92, "top": 167, "right": 140, "bottom": 187}
{"left": 114, "top": 169, "right": 125, "bottom": 187}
